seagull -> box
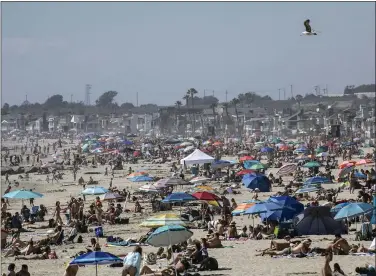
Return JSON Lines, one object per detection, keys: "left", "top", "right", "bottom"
{"left": 301, "top": 19, "right": 318, "bottom": 36}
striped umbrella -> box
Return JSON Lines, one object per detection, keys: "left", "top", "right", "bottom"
{"left": 276, "top": 164, "right": 297, "bottom": 176}
{"left": 140, "top": 213, "right": 190, "bottom": 228}
{"left": 231, "top": 202, "right": 257, "bottom": 216}
{"left": 156, "top": 178, "right": 190, "bottom": 186}
{"left": 99, "top": 193, "right": 124, "bottom": 201}
{"left": 139, "top": 184, "right": 163, "bottom": 193}
{"left": 146, "top": 225, "right": 193, "bottom": 247}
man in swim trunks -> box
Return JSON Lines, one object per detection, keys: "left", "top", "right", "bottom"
{"left": 327, "top": 234, "right": 350, "bottom": 255}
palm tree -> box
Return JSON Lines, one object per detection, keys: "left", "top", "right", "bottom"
{"left": 210, "top": 103, "right": 219, "bottom": 130}
{"left": 182, "top": 95, "right": 190, "bottom": 107}
{"left": 175, "top": 101, "right": 182, "bottom": 132}
{"left": 186, "top": 88, "right": 198, "bottom": 133}
{"left": 296, "top": 94, "right": 303, "bottom": 108}
{"left": 222, "top": 103, "right": 230, "bottom": 135}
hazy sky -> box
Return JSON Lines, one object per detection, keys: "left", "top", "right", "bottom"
{"left": 2, "top": 2, "right": 375, "bottom": 106}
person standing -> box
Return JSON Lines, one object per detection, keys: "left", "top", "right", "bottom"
{"left": 53, "top": 201, "right": 63, "bottom": 225}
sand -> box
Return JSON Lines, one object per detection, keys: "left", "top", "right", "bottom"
{"left": 1, "top": 138, "right": 375, "bottom": 276}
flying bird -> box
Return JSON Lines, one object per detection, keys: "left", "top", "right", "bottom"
{"left": 301, "top": 19, "right": 318, "bottom": 36}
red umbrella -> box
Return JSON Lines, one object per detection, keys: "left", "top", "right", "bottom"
{"left": 133, "top": 151, "right": 141, "bottom": 157}
{"left": 192, "top": 191, "right": 221, "bottom": 201}
{"left": 213, "top": 141, "right": 223, "bottom": 146}
{"left": 239, "top": 156, "right": 255, "bottom": 162}
{"left": 279, "top": 145, "right": 289, "bottom": 151}
{"left": 236, "top": 169, "right": 255, "bottom": 176}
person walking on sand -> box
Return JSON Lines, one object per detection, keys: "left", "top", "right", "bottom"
{"left": 53, "top": 201, "right": 63, "bottom": 225}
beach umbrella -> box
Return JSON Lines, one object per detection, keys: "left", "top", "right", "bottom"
{"left": 146, "top": 225, "right": 193, "bottom": 247}
{"left": 212, "top": 141, "right": 223, "bottom": 146}
{"left": 203, "top": 141, "right": 212, "bottom": 146}
{"left": 250, "top": 163, "right": 267, "bottom": 170}
{"left": 303, "top": 176, "right": 332, "bottom": 186}
{"left": 261, "top": 147, "right": 274, "bottom": 153}
{"left": 278, "top": 145, "right": 290, "bottom": 151}
{"left": 99, "top": 193, "right": 123, "bottom": 201}
{"left": 354, "top": 172, "right": 367, "bottom": 179}
{"left": 242, "top": 199, "right": 262, "bottom": 203}
{"left": 183, "top": 146, "right": 195, "bottom": 153}
{"left": 180, "top": 142, "right": 192, "bottom": 147}
{"left": 3, "top": 190, "right": 44, "bottom": 199}
{"left": 192, "top": 191, "right": 221, "bottom": 201}
{"left": 239, "top": 155, "right": 255, "bottom": 162}
{"left": 70, "top": 251, "right": 122, "bottom": 276}
{"left": 243, "top": 160, "right": 261, "bottom": 169}
{"left": 231, "top": 202, "right": 257, "bottom": 216}
{"left": 123, "top": 140, "right": 133, "bottom": 145}
{"left": 161, "top": 192, "right": 197, "bottom": 203}
{"left": 338, "top": 161, "right": 356, "bottom": 169}
{"left": 140, "top": 213, "right": 189, "bottom": 228}
{"left": 295, "top": 186, "right": 321, "bottom": 194}
{"left": 334, "top": 203, "right": 374, "bottom": 220}
{"left": 303, "top": 161, "right": 321, "bottom": 168}
{"left": 211, "top": 160, "right": 232, "bottom": 169}
{"left": 338, "top": 166, "right": 354, "bottom": 178}
{"left": 139, "top": 184, "right": 163, "bottom": 193}
{"left": 236, "top": 169, "right": 256, "bottom": 176}
{"left": 331, "top": 202, "right": 351, "bottom": 213}
{"left": 237, "top": 150, "right": 250, "bottom": 155}
{"left": 276, "top": 164, "right": 297, "bottom": 176}
{"left": 295, "top": 155, "right": 311, "bottom": 161}
{"left": 82, "top": 186, "right": 108, "bottom": 195}
{"left": 317, "top": 152, "right": 329, "bottom": 157}
{"left": 156, "top": 178, "right": 190, "bottom": 186}
{"left": 261, "top": 196, "right": 304, "bottom": 222}
{"left": 244, "top": 201, "right": 285, "bottom": 215}
{"left": 127, "top": 171, "right": 148, "bottom": 178}
{"left": 190, "top": 176, "right": 211, "bottom": 184}
{"left": 355, "top": 159, "right": 374, "bottom": 166}
{"left": 130, "top": 175, "right": 154, "bottom": 182}
{"left": 242, "top": 173, "right": 271, "bottom": 192}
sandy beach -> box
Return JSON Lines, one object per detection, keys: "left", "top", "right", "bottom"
{"left": 1, "top": 138, "right": 375, "bottom": 276}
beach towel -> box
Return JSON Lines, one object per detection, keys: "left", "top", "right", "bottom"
{"left": 350, "top": 252, "right": 375, "bottom": 256}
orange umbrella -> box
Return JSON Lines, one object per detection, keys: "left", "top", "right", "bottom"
{"left": 231, "top": 202, "right": 256, "bottom": 216}
{"left": 338, "top": 160, "right": 356, "bottom": 169}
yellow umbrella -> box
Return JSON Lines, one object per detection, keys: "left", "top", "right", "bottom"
{"left": 195, "top": 185, "right": 214, "bottom": 191}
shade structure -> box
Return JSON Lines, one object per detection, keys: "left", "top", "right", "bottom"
{"left": 338, "top": 161, "right": 356, "bottom": 169}
{"left": 303, "top": 161, "right": 321, "bottom": 168}
{"left": 334, "top": 203, "right": 374, "bottom": 220}
{"left": 211, "top": 160, "right": 232, "bottom": 169}
{"left": 231, "top": 202, "right": 257, "bottom": 216}
{"left": 180, "top": 149, "right": 214, "bottom": 165}
{"left": 278, "top": 145, "right": 289, "bottom": 151}
{"left": 237, "top": 150, "right": 250, "bottom": 155}
{"left": 338, "top": 166, "right": 354, "bottom": 178}
{"left": 146, "top": 225, "right": 193, "bottom": 247}
{"left": 244, "top": 202, "right": 285, "bottom": 215}
{"left": 261, "top": 196, "right": 304, "bottom": 222}
{"left": 155, "top": 178, "right": 190, "bottom": 186}
{"left": 130, "top": 175, "right": 154, "bottom": 182}
{"left": 243, "top": 160, "right": 261, "bottom": 169}
{"left": 276, "top": 164, "right": 297, "bottom": 176}
{"left": 70, "top": 251, "right": 122, "bottom": 276}
{"left": 161, "top": 192, "right": 197, "bottom": 203}
{"left": 261, "top": 147, "right": 274, "bottom": 153}
{"left": 180, "top": 141, "right": 193, "bottom": 147}
{"left": 99, "top": 193, "right": 123, "bottom": 201}
{"left": 303, "top": 176, "right": 332, "bottom": 186}
{"left": 140, "top": 213, "right": 189, "bottom": 228}
{"left": 190, "top": 176, "right": 211, "bottom": 184}
{"left": 192, "top": 191, "right": 221, "bottom": 201}
{"left": 242, "top": 173, "right": 271, "bottom": 192}
{"left": 250, "top": 163, "right": 267, "bottom": 170}
{"left": 295, "top": 186, "right": 321, "bottom": 194}
{"left": 330, "top": 202, "right": 351, "bottom": 213}
{"left": 355, "top": 159, "right": 374, "bottom": 166}
{"left": 239, "top": 156, "right": 255, "bottom": 162}
{"left": 139, "top": 184, "right": 163, "bottom": 193}
{"left": 82, "top": 186, "right": 108, "bottom": 195}
{"left": 296, "top": 206, "right": 345, "bottom": 235}
{"left": 183, "top": 146, "right": 195, "bottom": 153}
{"left": 3, "top": 190, "right": 44, "bottom": 199}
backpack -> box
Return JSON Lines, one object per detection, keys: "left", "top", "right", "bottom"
{"left": 199, "top": 257, "right": 218, "bottom": 271}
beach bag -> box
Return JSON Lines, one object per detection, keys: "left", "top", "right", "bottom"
{"left": 95, "top": 226, "right": 103, "bottom": 237}
{"left": 77, "top": 235, "right": 83, "bottom": 243}
{"left": 199, "top": 257, "right": 218, "bottom": 271}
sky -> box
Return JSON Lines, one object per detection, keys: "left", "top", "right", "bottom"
{"left": 2, "top": 2, "right": 375, "bottom": 106}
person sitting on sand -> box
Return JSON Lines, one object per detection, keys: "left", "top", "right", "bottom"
{"left": 78, "top": 177, "right": 85, "bottom": 185}
{"left": 134, "top": 200, "right": 142, "bottom": 213}
{"left": 86, "top": 237, "right": 101, "bottom": 252}
{"left": 260, "top": 239, "right": 312, "bottom": 256}
{"left": 327, "top": 234, "right": 350, "bottom": 255}
{"left": 140, "top": 259, "right": 188, "bottom": 276}
{"left": 239, "top": 226, "right": 248, "bottom": 238}
{"left": 207, "top": 232, "right": 222, "bottom": 248}
{"left": 227, "top": 221, "right": 238, "bottom": 239}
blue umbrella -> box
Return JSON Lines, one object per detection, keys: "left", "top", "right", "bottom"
{"left": 242, "top": 173, "right": 271, "bottom": 192}
{"left": 3, "top": 190, "right": 44, "bottom": 199}
{"left": 211, "top": 160, "right": 232, "bottom": 169}
{"left": 303, "top": 176, "right": 332, "bottom": 186}
{"left": 130, "top": 175, "right": 154, "bottom": 182}
{"left": 261, "top": 196, "right": 304, "bottom": 222}
{"left": 70, "top": 251, "right": 122, "bottom": 276}
{"left": 146, "top": 225, "right": 193, "bottom": 247}
{"left": 331, "top": 202, "right": 351, "bottom": 213}
{"left": 244, "top": 202, "right": 285, "bottom": 215}
{"left": 334, "top": 203, "right": 374, "bottom": 220}
{"left": 123, "top": 140, "right": 133, "bottom": 145}
{"left": 295, "top": 186, "right": 321, "bottom": 193}
{"left": 354, "top": 172, "right": 366, "bottom": 179}
{"left": 161, "top": 192, "right": 197, "bottom": 203}
{"left": 82, "top": 186, "right": 108, "bottom": 195}
{"left": 261, "top": 147, "right": 274, "bottom": 153}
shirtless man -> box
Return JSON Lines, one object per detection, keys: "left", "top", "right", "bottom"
{"left": 327, "top": 234, "right": 350, "bottom": 255}
{"left": 207, "top": 232, "right": 222, "bottom": 248}
{"left": 269, "top": 236, "right": 301, "bottom": 251}
{"left": 260, "top": 239, "right": 312, "bottom": 256}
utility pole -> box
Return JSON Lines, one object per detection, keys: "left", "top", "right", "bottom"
{"left": 70, "top": 94, "right": 73, "bottom": 103}
{"left": 278, "top": 89, "right": 281, "bottom": 101}
{"left": 136, "top": 92, "right": 139, "bottom": 107}
{"left": 290, "top": 84, "right": 293, "bottom": 98}
{"left": 283, "top": 88, "right": 286, "bottom": 100}
{"left": 225, "top": 90, "right": 228, "bottom": 102}
{"left": 203, "top": 89, "right": 206, "bottom": 105}
{"left": 212, "top": 90, "right": 214, "bottom": 97}
{"left": 85, "top": 84, "right": 92, "bottom": 106}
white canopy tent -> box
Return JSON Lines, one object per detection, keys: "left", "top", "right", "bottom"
{"left": 180, "top": 149, "right": 215, "bottom": 165}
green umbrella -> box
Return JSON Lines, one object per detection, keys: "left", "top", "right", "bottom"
{"left": 303, "top": 161, "right": 320, "bottom": 168}
{"left": 250, "top": 163, "right": 267, "bottom": 170}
